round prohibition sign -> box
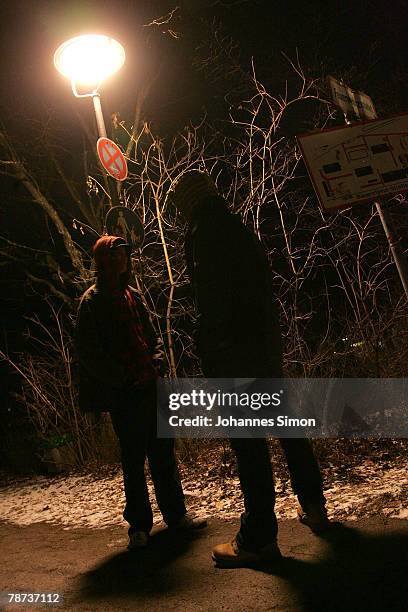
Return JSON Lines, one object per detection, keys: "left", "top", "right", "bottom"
{"left": 97, "top": 137, "right": 128, "bottom": 181}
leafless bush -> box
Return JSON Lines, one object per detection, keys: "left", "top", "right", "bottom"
{"left": 1, "top": 52, "right": 406, "bottom": 470}
{"left": 119, "top": 56, "right": 407, "bottom": 382}
{"left": 0, "top": 302, "right": 119, "bottom": 471}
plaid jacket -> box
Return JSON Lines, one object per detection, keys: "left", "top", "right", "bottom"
{"left": 75, "top": 285, "right": 160, "bottom": 412}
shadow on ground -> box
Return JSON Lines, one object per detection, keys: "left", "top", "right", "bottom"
{"left": 70, "top": 519, "right": 408, "bottom": 610}
{"left": 77, "top": 526, "right": 202, "bottom": 604}
{"left": 257, "top": 522, "right": 408, "bottom": 611}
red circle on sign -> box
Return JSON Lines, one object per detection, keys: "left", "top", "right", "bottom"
{"left": 97, "top": 137, "right": 128, "bottom": 181}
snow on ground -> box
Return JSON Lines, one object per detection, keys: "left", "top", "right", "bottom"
{"left": 0, "top": 462, "right": 407, "bottom": 529}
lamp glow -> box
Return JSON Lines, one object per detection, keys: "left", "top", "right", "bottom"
{"left": 54, "top": 34, "right": 125, "bottom": 86}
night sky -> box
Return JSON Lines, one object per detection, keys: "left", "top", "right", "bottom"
{"left": 0, "top": 1, "right": 407, "bottom": 132}
{"left": 0, "top": 0, "right": 407, "bottom": 371}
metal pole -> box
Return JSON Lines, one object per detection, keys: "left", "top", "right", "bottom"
{"left": 342, "top": 112, "right": 408, "bottom": 302}
{"left": 375, "top": 202, "right": 408, "bottom": 301}
{"left": 92, "top": 93, "right": 121, "bottom": 207}
{"left": 92, "top": 93, "right": 107, "bottom": 138}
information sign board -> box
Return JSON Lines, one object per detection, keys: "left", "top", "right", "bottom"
{"left": 297, "top": 114, "right": 408, "bottom": 211}
{"left": 328, "top": 75, "right": 377, "bottom": 121}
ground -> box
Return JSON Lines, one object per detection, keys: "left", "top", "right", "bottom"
{"left": 1, "top": 518, "right": 407, "bottom": 611}
{"left": 0, "top": 445, "right": 407, "bottom": 611}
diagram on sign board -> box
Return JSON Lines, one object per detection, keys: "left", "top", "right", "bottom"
{"left": 297, "top": 114, "right": 408, "bottom": 211}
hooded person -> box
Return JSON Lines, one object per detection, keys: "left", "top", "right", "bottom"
{"left": 171, "top": 171, "right": 329, "bottom": 568}
{"left": 75, "top": 235, "right": 206, "bottom": 549}
{"left": 76, "top": 235, "right": 157, "bottom": 409}
{"left": 172, "top": 170, "right": 283, "bottom": 378}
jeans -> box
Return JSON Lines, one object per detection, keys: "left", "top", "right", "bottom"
{"left": 232, "top": 437, "right": 325, "bottom": 551}
{"left": 109, "top": 382, "right": 186, "bottom": 533}
{"left": 202, "top": 358, "right": 325, "bottom": 551}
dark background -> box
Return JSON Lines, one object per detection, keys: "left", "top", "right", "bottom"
{"left": 0, "top": 0, "right": 407, "bottom": 470}
{"left": 0, "top": 1, "right": 407, "bottom": 130}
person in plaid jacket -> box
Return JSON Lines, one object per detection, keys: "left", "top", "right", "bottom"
{"left": 75, "top": 235, "right": 205, "bottom": 549}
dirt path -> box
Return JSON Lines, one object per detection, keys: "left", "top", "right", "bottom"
{"left": 1, "top": 517, "right": 407, "bottom": 611}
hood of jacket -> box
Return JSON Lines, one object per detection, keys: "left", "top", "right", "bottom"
{"left": 188, "top": 194, "right": 229, "bottom": 226}
{"left": 93, "top": 235, "right": 131, "bottom": 295}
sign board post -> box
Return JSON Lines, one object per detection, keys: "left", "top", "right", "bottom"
{"left": 92, "top": 93, "right": 121, "bottom": 208}
{"left": 298, "top": 81, "right": 408, "bottom": 301}
{"left": 374, "top": 201, "right": 408, "bottom": 299}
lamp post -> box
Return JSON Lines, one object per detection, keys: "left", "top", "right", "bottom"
{"left": 54, "top": 34, "right": 125, "bottom": 207}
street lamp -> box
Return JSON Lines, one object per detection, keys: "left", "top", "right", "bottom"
{"left": 54, "top": 34, "right": 125, "bottom": 205}
{"left": 54, "top": 34, "right": 125, "bottom": 137}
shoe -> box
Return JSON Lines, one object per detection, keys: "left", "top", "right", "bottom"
{"left": 297, "top": 502, "right": 331, "bottom": 533}
{"left": 212, "top": 539, "right": 282, "bottom": 569}
{"left": 127, "top": 530, "right": 148, "bottom": 550}
{"left": 167, "top": 512, "right": 207, "bottom": 531}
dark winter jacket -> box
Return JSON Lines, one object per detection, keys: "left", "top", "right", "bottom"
{"left": 185, "top": 196, "right": 283, "bottom": 378}
{"left": 75, "top": 236, "right": 159, "bottom": 412}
